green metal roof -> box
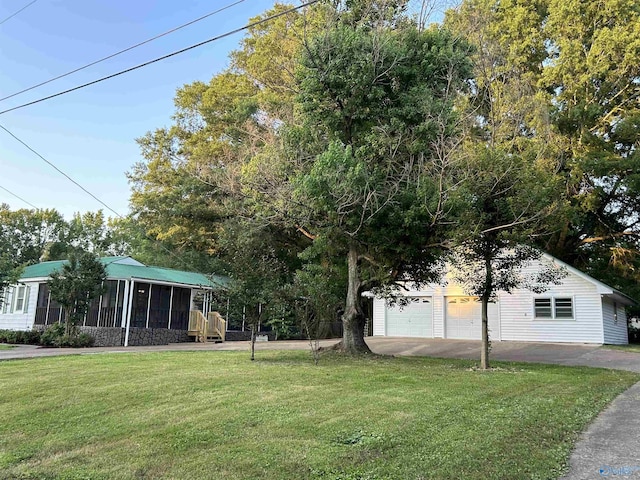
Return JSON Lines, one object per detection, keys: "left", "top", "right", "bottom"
{"left": 19, "top": 257, "right": 228, "bottom": 289}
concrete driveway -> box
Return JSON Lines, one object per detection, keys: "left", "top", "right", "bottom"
{"left": 366, "top": 337, "right": 640, "bottom": 372}
{"left": 2, "top": 337, "right": 640, "bottom": 372}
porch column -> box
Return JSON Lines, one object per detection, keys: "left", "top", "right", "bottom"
{"left": 120, "top": 280, "right": 130, "bottom": 328}
{"left": 168, "top": 286, "right": 174, "bottom": 330}
{"left": 145, "top": 284, "right": 153, "bottom": 329}
{"left": 124, "top": 280, "right": 135, "bottom": 347}
{"left": 96, "top": 283, "right": 104, "bottom": 327}
{"left": 44, "top": 290, "right": 51, "bottom": 325}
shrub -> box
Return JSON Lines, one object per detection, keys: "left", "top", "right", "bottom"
{"left": 40, "top": 323, "right": 66, "bottom": 347}
{"left": 41, "top": 324, "right": 94, "bottom": 348}
{"left": 629, "top": 323, "right": 640, "bottom": 344}
{"left": 0, "top": 329, "right": 41, "bottom": 345}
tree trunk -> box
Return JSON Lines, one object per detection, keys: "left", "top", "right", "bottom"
{"left": 340, "top": 245, "right": 372, "bottom": 354}
{"left": 250, "top": 323, "right": 256, "bottom": 361}
{"left": 480, "top": 296, "right": 490, "bottom": 370}
{"left": 481, "top": 254, "right": 493, "bottom": 370}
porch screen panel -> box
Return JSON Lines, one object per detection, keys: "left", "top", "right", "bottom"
{"left": 100, "top": 280, "right": 119, "bottom": 327}
{"left": 170, "top": 287, "right": 191, "bottom": 330}
{"left": 115, "top": 281, "right": 125, "bottom": 326}
{"left": 85, "top": 294, "right": 100, "bottom": 327}
{"left": 149, "top": 284, "right": 171, "bottom": 328}
{"left": 34, "top": 283, "right": 49, "bottom": 325}
{"left": 131, "top": 283, "right": 151, "bottom": 328}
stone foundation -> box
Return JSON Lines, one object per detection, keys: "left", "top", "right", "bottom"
{"left": 33, "top": 325, "right": 191, "bottom": 347}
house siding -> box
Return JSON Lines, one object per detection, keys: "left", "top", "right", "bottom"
{"left": 602, "top": 298, "right": 629, "bottom": 345}
{"left": 372, "top": 298, "right": 386, "bottom": 336}
{"left": 497, "top": 259, "right": 604, "bottom": 344}
{"left": 0, "top": 282, "right": 39, "bottom": 331}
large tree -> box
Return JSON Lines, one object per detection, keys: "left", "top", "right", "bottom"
{"left": 286, "top": 1, "right": 472, "bottom": 352}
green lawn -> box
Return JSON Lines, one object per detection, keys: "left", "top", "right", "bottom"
{"left": 0, "top": 344, "right": 15, "bottom": 350}
{"left": 603, "top": 344, "right": 640, "bottom": 353}
{"left": 0, "top": 351, "right": 637, "bottom": 480}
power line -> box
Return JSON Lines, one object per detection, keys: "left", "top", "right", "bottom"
{"left": 0, "top": 123, "right": 217, "bottom": 271}
{"left": 0, "top": 0, "right": 247, "bottom": 103}
{"left": 0, "top": 0, "right": 38, "bottom": 26}
{"left": 0, "top": 123, "right": 124, "bottom": 218}
{"left": 0, "top": 183, "right": 38, "bottom": 209}
{"left": 0, "top": 0, "right": 320, "bottom": 116}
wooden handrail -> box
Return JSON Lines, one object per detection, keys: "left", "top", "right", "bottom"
{"left": 207, "top": 311, "right": 226, "bottom": 342}
{"left": 188, "top": 310, "right": 207, "bottom": 343}
{"left": 188, "top": 310, "right": 226, "bottom": 342}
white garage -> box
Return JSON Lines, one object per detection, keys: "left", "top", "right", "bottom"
{"left": 445, "top": 296, "right": 500, "bottom": 340}
{"left": 384, "top": 297, "right": 432, "bottom": 337}
{"left": 369, "top": 254, "right": 636, "bottom": 344}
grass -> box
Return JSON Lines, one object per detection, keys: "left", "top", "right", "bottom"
{"left": 602, "top": 344, "right": 640, "bottom": 353}
{"left": 0, "top": 351, "right": 637, "bottom": 480}
{"left": 0, "top": 344, "right": 15, "bottom": 350}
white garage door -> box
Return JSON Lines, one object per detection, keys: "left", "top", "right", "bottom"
{"left": 446, "top": 297, "right": 499, "bottom": 340}
{"left": 385, "top": 297, "right": 433, "bottom": 337}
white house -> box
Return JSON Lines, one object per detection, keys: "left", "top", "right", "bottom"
{"left": 371, "top": 254, "right": 635, "bottom": 345}
{"left": 0, "top": 256, "right": 227, "bottom": 346}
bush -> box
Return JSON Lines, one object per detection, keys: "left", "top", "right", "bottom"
{"left": 629, "top": 323, "right": 640, "bottom": 344}
{"left": 40, "top": 323, "right": 66, "bottom": 346}
{"left": 0, "top": 328, "right": 41, "bottom": 345}
{"left": 40, "top": 324, "right": 94, "bottom": 348}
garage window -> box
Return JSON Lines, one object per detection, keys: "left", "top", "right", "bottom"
{"left": 534, "top": 298, "right": 552, "bottom": 318}
{"left": 534, "top": 298, "right": 573, "bottom": 319}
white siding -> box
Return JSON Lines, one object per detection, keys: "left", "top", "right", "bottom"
{"left": 602, "top": 298, "right": 629, "bottom": 345}
{"left": 498, "top": 259, "right": 604, "bottom": 343}
{"left": 368, "top": 256, "right": 624, "bottom": 344}
{"left": 372, "top": 298, "right": 386, "bottom": 336}
{"left": 0, "top": 283, "right": 39, "bottom": 331}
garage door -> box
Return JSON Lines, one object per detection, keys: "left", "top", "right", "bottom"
{"left": 385, "top": 297, "right": 432, "bottom": 337}
{"left": 445, "top": 297, "right": 499, "bottom": 340}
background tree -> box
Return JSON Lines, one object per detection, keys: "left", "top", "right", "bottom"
{"left": 48, "top": 252, "right": 107, "bottom": 337}
{"left": 445, "top": 0, "right": 640, "bottom": 310}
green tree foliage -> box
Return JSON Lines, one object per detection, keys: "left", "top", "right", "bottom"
{"left": 448, "top": 147, "right": 565, "bottom": 368}
{"left": 127, "top": 4, "right": 327, "bottom": 333}
{"left": 288, "top": 1, "right": 472, "bottom": 352}
{"left": 446, "top": 0, "right": 640, "bottom": 305}
{"left": 48, "top": 252, "right": 107, "bottom": 337}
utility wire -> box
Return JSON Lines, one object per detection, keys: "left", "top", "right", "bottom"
{"left": 0, "top": 0, "right": 247, "bottom": 103}
{"left": 0, "top": 0, "right": 38, "bottom": 26}
{"left": 0, "top": 124, "right": 218, "bottom": 272}
{"left": 0, "top": 0, "right": 320, "bottom": 116}
{"left": 0, "top": 183, "right": 38, "bottom": 208}
{"left": 0, "top": 123, "right": 123, "bottom": 218}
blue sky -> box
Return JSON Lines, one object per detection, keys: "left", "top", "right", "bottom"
{"left": 0, "top": 0, "right": 279, "bottom": 218}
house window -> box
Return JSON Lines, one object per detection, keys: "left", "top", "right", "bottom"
{"left": 534, "top": 298, "right": 573, "bottom": 319}
{"left": 2, "top": 287, "right": 15, "bottom": 314}
{"left": 13, "top": 286, "right": 29, "bottom": 314}
{"left": 554, "top": 298, "right": 573, "bottom": 318}
{"left": 534, "top": 298, "right": 553, "bottom": 318}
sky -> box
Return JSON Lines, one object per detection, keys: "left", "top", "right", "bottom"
{"left": 0, "top": 0, "right": 449, "bottom": 220}
{"left": 0, "top": 0, "right": 283, "bottom": 219}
